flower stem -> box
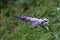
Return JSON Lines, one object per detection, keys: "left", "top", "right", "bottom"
{"left": 48, "top": 25, "right": 59, "bottom": 40}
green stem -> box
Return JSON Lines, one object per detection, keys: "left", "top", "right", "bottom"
{"left": 42, "top": 26, "right": 47, "bottom": 31}
{"left": 47, "top": 25, "right": 59, "bottom": 40}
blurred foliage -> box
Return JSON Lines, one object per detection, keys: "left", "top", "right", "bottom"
{"left": 0, "top": 0, "right": 60, "bottom": 40}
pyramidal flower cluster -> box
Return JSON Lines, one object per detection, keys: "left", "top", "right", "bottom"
{"left": 12, "top": 16, "right": 49, "bottom": 27}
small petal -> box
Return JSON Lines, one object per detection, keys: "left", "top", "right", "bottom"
{"left": 42, "top": 22, "right": 49, "bottom": 26}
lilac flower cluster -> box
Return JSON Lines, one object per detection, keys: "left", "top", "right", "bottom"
{"left": 13, "top": 16, "right": 49, "bottom": 27}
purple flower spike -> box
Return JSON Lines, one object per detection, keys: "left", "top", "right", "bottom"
{"left": 20, "top": 16, "right": 32, "bottom": 22}
{"left": 12, "top": 15, "right": 49, "bottom": 27}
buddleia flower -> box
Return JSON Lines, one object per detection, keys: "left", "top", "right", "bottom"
{"left": 12, "top": 15, "right": 49, "bottom": 27}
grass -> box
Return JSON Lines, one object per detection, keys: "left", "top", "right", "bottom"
{"left": 0, "top": 0, "right": 60, "bottom": 40}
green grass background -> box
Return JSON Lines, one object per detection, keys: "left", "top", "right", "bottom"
{"left": 0, "top": 0, "right": 60, "bottom": 40}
